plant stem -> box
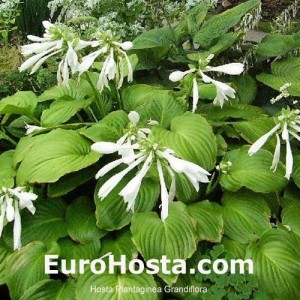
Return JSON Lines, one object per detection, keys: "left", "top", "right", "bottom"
{"left": 84, "top": 72, "right": 105, "bottom": 119}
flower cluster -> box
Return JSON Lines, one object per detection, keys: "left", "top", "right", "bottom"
{"left": 248, "top": 107, "right": 300, "bottom": 180}
{"left": 20, "top": 21, "right": 133, "bottom": 89}
{"left": 91, "top": 112, "right": 210, "bottom": 220}
{"left": 169, "top": 54, "right": 244, "bottom": 111}
{"left": 0, "top": 187, "right": 37, "bottom": 250}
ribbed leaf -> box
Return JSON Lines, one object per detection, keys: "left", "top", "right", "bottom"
{"left": 282, "top": 203, "right": 300, "bottom": 237}
{"left": 15, "top": 129, "right": 101, "bottom": 184}
{"left": 220, "top": 146, "right": 287, "bottom": 192}
{"left": 222, "top": 191, "right": 271, "bottom": 244}
{"left": 0, "top": 91, "right": 37, "bottom": 117}
{"left": 66, "top": 197, "right": 106, "bottom": 244}
{"left": 247, "top": 229, "right": 300, "bottom": 299}
{"left": 95, "top": 172, "right": 159, "bottom": 231}
{"left": 21, "top": 198, "right": 68, "bottom": 246}
{"left": 257, "top": 57, "right": 300, "bottom": 96}
{"left": 0, "top": 240, "right": 12, "bottom": 285}
{"left": 20, "top": 279, "right": 75, "bottom": 300}
{"left": 187, "top": 200, "right": 223, "bottom": 242}
{"left": 153, "top": 112, "right": 217, "bottom": 170}
{"left": 194, "top": 0, "right": 260, "bottom": 47}
{"left": 0, "top": 150, "right": 16, "bottom": 188}
{"left": 292, "top": 155, "right": 300, "bottom": 188}
{"left": 131, "top": 202, "right": 197, "bottom": 284}
{"left": 122, "top": 84, "right": 186, "bottom": 128}
{"left": 6, "top": 241, "right": 59, "bottom": 300}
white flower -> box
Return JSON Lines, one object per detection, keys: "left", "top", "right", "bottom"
{"left": 169, "top": 55, "right": 244, "bottom": 111}
{"left": 91, "top": 111, "right": 210, "bottom": 220}
{"left": 0, "top": 187, "right": 38, "bottom": 250}
{"left": 20, "top": 21, "right": 92, "bottom": 85}
{"left": 25, "top": 123, "right": 45, "bottom": 135}
{"left": 248, "top": 108, "right": 300, "bottom": 179}
{"left": 77, "top": 33, "right": 134, "bottom": 91}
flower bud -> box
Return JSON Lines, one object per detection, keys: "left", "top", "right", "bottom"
{"left": 128, "top": 111, "right": 140, "bottom": 124}
{"left": 120, "top": 41, "right": 133, "bottom": 51}
{"left": 169, "top": 71, "right": 186, "bottom": 82}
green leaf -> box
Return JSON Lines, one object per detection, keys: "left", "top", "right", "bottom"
{"left": 122, "top": 84, "right": 186, "bottom": 128}
{"left": 187, "top": 200, "right": 223, "bottom": 242}
{"left": 0, "top": 240, "right": 12, "bottom": 285}
{"left": 222, "top": 191, "right": 271, "bottom": 244}
{"left": 232, "top": 74, "right": 257, "bottom": 104}
{"left": 131, "top": 202, "right": 197, "bottom": 284}
{"left": 41, "top": 96, "right": 92, "bottom": 127}
{"left": 256, "top": 33, "right": 300, "bottom": 57}
{"left": 95, "top": 172, "right": 159, "bottom": 231}
{"left": 247, "top": 229, "right": 300, "bottom": 299}
{"left": 198, "top": 103, "right": 265, "bottom": 122}
{"left": 20, "top": 279, "right": 76, "bottom": 300}
{"left": 282, "top": 203, "right": 300, "bottom": 237}
{"left": 257, "top": 57, "right": 300, "bottom": 96}
{"left": 233, "top": 117, "right": 277, "bottom": 151}
{"left": 100, "top": 230, "right": 137, "bottom": 266}
{"left": 194, "top": 0, "right": 260, "bottom": 48}
{"left": 153, "top": 112, "right": 217, "bottom": 170}
{"left": 6, "top": 241, "right": 59, "bottom": 300}
{"left": 222, "top": 238, "right": 247, "bottom": 259}
{"left": 80, "top": 110, "right": 129, "bottom": 142}
{"left": 220, "top": 146, "right": 287, "bottom": 193}
{"left": 21, "top": 198, "right": 68, "bottom": 246}
{"left": 0, "top": 91, "right": 37, "bottom": 117}
{"left": 133, "top": 27, "right": 174, "bottom": 49}
{"left": 15, "top": 129, "right": 101, "bottom": 184}
{"left": 292, "top": 155, "right": 300, "bottom": 188}
{"left": 47, "top": 165, "right": 98, "bottom": 197}
{"left": 57, "top": 237, "right": 101, "bottom": 277}
{"left": 0, "top": 150, "right": 16, "bottom": 188}
{"left": 76, "top": 271, "right": 158, "bottom": 300}
{"left": 66, "top": 196, "right": 106, "bottom": 244}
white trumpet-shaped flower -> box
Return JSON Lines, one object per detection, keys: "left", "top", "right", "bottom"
{"left": 91, "top": 111, "right": 210, "bottom": 220}
{"left": 248, "top": 108, "right": 300, "bottom": 179}
{"left": 77, "top": 32, "right": 134, "bottom": 91}
{"left": 25, "top": 123, "right": 45, "bottom": 135}
{"left": 169, "top": 54, "right": 244, "bottom": 111}
{"left": 20, "top": 21, "right": 93, "bottom": 85}
{"left": 0, "top": 187, "right": 38, "bottom": 251}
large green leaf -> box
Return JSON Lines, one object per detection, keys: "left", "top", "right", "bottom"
{"left": 80, "top": 110, "right": 129, "bottom": 142}
{"left": 187, "top": 200, "right": 223, "bottom": 242}
{"left": 247, "top": 229, "right": 300, "bottom": 299}
{"left": 15, "top": 129, "right": 101, "bottom": 184}
{"left": 95, "top": 172, "right": 159, "bottom": 231}
{"left": 257, "top": 57, "right": 300, "bottom": 96}
{"left": 232, "top": 74, "right": 257, "bottom": 104}
{"left": 194, "top": 0, "right": 261, "bottom": 48}
{"left": 256, "top": 33, "right": 300, "bottom": 57}
{"left": 6, "top": 241, "right": 59, "bottom": 300}
{"left": 131, "top": 202, "right": 197, "bottom": 284}
{"left": 292, "top": 155, "right": 300, "bottom": 188}
{"left": 282, "top": 203, "right": 300, "bottom": 237}
{"left": 222, "top": 191, "right": 271, "bottom": 244}
{"left": 152, "top": 112, "right": 217, "bottom": 170}
{"left": 133, "top": 27, "right": 174, "bottom": 49}
{"left": 76, "top": 271, "right": 158, "bottom": 300}
{"left": 233, "top": 117, "right": 277, "bottom": 151}
{"left": 21, "top": 198, "right": 68, "bottom": 246}
{"left": 122, "top": 84, "right": 186, "bottom": 128}
{"left": 220, "top": 146, "right": 287, "bottom": 193}
{"left": 0, "top": 150, "right": 16, "bottom": 188}
{"left": 0, "top": 91, "right": 37, "bottom": 117}
{"left": 100, "top": 231, "right": 137, "bottom": 266}
{"left": 41, "top": 96, "right": 92, "bottom": 127}
{"left": 20, "top": 279, "right": 76, "bottom": 300}
{"left": 57, "top": 237, "right": 100, "bottom": 277}
{"left": 0, "top": 240, "right": 12, "bottom": 285}
{"left": 66, "top": 197, "right": 106, "bottom": 244}
{"left": 198, "top": 103, "right": 265, "bottom": 122}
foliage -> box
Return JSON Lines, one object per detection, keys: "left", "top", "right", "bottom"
{"left": 0, "top": 0, "right": 300, "bottom": 299}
